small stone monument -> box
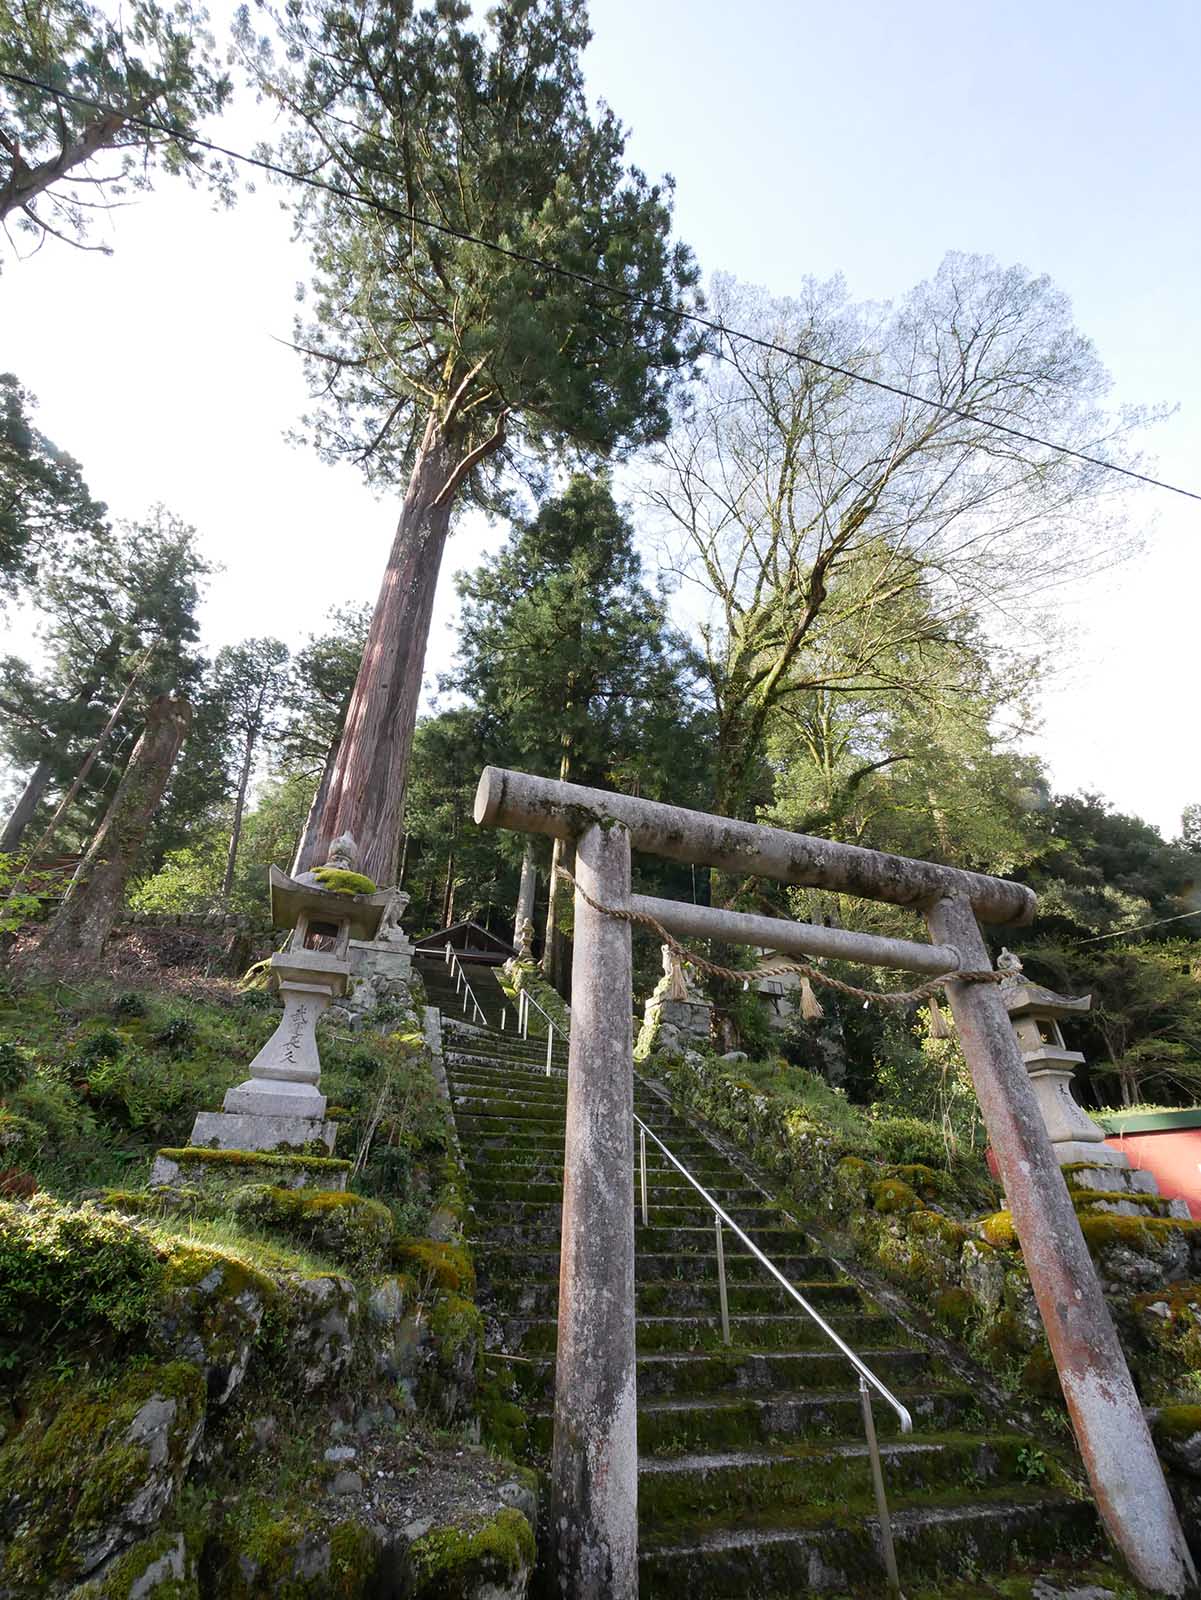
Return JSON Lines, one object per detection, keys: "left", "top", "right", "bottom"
{"left": 998, "top": 948, "right": 1122, "bottom": 1167}
{"left": 188, "top": 841, "right": 392, "bottom": 1154}
{"left": 635, "top": 944, "right": 712, "bottom": 1058}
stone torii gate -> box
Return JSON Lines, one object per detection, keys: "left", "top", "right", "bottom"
{"left": 473, "top": 766, "right": 1195, "bottom": 1600}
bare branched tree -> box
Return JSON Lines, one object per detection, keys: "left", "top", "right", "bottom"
{"left": 650, "top": 256, "right": 1159, "bottom": 821}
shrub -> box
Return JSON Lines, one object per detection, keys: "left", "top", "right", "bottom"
{"left": 70, "top": 1029, "right": 123, "bottom": 1071}
{"left": 111, "top": 992, "right": 148, "bottom": 1020}
{"left": 0, "top": 1197, "right": 166, "bottom": 1342}
{"left": 154, "top": 1015, "right": 197, "bottom": 1053}
{"left": 871, "top": 1115, "right": 948, "bottom": 1168}
{"left": 0, "top": 1042, "right": 26, "bottom": 1091}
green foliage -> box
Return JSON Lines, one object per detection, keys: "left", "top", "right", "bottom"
{"left": 70, "top": 1028, "right": 123, "bottom": 1069}
{"left": 0, "top": 975, "right": 277, "bottom": 1194}
{"left": 154, "top": 1016, "right": 197, "bottom": 1054}
{"left": 0, "top": 853, "right": 46, "bottom": 936}
{"left": 0, "top": 1039, "right": 24, "bottom": 1090}
{"left": 0, "top": 372, "right": 107, "bottom": 599}
{"left": 0, "top": 1195, "right": 165, "bottom": 1343}
{"left": 0, "top": 0, "right": 232, "bottom": 254}
{"left": 111, "top": 991, "right": 147, "bottom": 1021}
{"left": 1022, "top": 937, "right": 1201, "bottom": 1109}
{"left": 0, "top": 508, "right": 212, "bottom": 859}
{"left": 247, "top": 0, "right": 701, "bottom": 494}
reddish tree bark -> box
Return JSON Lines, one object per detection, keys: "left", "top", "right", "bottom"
{"left": 0, "top": 758, "right": 54, "bottom": 855}
{"left": 301, "top": 411, "right": 505, "bottom": 884}
{"left": 40, "top": 695, "right": 192, "bottom": 960}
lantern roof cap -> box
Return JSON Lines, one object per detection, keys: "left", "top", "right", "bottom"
{"left": 267, "top": 864, "right": 390, "bottom": 940}
{"left": 997, "top": 948, "right": 1091, "bottom": 1020}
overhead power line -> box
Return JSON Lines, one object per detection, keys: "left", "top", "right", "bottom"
{"left": 1076, "top": 907, "right": 1201, "bottom": 945}
{"left": 4, "top": 65, "right": 1200, "bottom": 505}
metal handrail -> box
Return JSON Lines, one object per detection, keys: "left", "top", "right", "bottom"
{"left": 515, "top": 985, "right": 561, "bottom": 1075}
{"left": 635, "top": 1110, "right": 908, "bottom": 1593}
{"left": 634, "top": 1112, "right": 913, "bottom": 1433}
{"left": 443, "top": 943, "right": 487, "bottom": 1027}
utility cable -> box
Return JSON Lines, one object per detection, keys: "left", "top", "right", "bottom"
{"left": 3, "top": 65, "right": 1200, "bottom": 505}
{"left": 1076, "top": 907, "right": 1201, "bottom": 945}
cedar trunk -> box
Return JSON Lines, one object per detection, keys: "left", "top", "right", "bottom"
{"left": 40, "top": 695, "right": 192, "bottom": 960}
{"left": 222, "top": 728, "right": 257, "bottom": 899}
{"left": 301, "top": 426, "right": 456, "bottom": 884}
{"left": 0, "top": 757, "right": 54, "bottom": 855}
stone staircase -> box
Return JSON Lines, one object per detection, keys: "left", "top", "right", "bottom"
{"left": 417, "top": 957, "right": 1105, "bottom": 1597}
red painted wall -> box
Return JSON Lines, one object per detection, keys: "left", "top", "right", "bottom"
{"left": 1103, "top": 1130, "right": 1201, "bottom": 1220}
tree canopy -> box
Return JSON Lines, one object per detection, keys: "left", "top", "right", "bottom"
{"left": 0, "top": 0, "right": 232, "bottom": 254}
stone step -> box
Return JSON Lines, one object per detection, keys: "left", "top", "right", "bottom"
{"left": 637, "top": 1433, "right": 1038, "bottom": 1524}
{"left": 637, "top": 1490, "right": 1098, "bottom": 1597}
{"left": 464, "top": 1129, "right": 733, "bottom": 1161}
{"left": 477, "top": 1250, "right": 833, "bottom": 1285}
{"left": 495, "top": 1308, "right": 893, "bottom": 1356}
{"left": 488, "top": 1277, "right": 863, "bottom": 1318}
{"left": 470, "top": 1179, "right": 778, "bottom": 1211}
{"left": 621, "top": 1385, "right": 983, "bottom": 1457}
{"left": 489, "top": 1345, "right": 938, "bottom": 1404}
{"left": 465, "top": 1155, "right": 739, "bottom": 1188}
{"left": 473, "top": 1221, "right": 814, "bottom": 1253}
{"left": 472, "top": 1197, "right": 785, "bottom": 1231}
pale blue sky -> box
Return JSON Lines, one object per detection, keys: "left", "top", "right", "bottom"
{"left": 2, "top": 0, "right": 1198, "bottom": 832}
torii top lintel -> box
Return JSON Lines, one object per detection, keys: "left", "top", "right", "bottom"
{"left": 473, "top": 767, "right": 1036, "bottom": 928}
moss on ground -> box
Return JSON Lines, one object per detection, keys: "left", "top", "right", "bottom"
{"left": 408, "top": 1507, "right": 534, "bottom": 1599}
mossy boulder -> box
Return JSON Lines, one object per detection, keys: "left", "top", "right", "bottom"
{"left": 1078, "top": 1214, "right": 1193, "bottom": 1291}
{"left": 285, "top": 1275, "right": 359, "bottom": 1393}
{"left": 960, "top": 1237, "right": 1005, "bottom": 1319}
{"left": 393, "top": 1237, "right": 475, "bottom": 1297}
{"left": 1152, "top": 1404, "right": 1201, "bottom": 1476}
{"left": 155, "top": 1246, "right": 275, "bottom": 1407}
{"left": 66, "top": 1525, "right": 197, "bottom": 1598}
{"left": 870, "top": 1179, "right": 920, "bottom": 1216}
{"left": 227, "top": 1186, "right": 394, "bottom": 1276}
{"left": 978, "top": 1211, "right": 1019, "bottom": 1252}
{"left": 217, "top": 1506, "right": 378, "bottom": 1597}
{"left": 1130, "top": 1284, "right": 1201, "bottom": 1398}
{"left": 0, "top": 1363, "right": 204, "bottom": 1593}
{"left": 407, "top": 1507, "right": 534, "bottom": 1600}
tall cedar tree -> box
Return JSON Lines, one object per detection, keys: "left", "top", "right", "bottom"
{"left": 448, "top": 472, "right": 698, "bottom": 983}
{"left": 0, "top": 372, "right": 106, "bottom": 597}
{"left": 40, "top": 693, "right": 192, "bottom": 958}
{"left": 211, "top": 636, "right": 290, "bottom": 898}
{"left": 279, "top": 604, "right": 371, "bottom": 874}
{"left": 0, "top": 0, "right": 232, "bottom": 253}
{"left": 243, "top": 0, "right": 701, "bottom": 883}
{"left": 0, "top": 508, "right": 209, "bottom": 854}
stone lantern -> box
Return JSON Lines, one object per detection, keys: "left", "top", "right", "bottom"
{"left": 189, "top": 836, "right": 392, "bottom": 1155}
{"left": 997, "top": 949, "right": 1126, "bottom": 1168}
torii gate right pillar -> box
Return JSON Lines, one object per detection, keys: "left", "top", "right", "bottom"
{"left": 928, "top": 892, "right": 1195, "bottom": 1597}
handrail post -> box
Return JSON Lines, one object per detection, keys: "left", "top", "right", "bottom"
{"left": 715, "top": 1214, "right": 730, "bottom": 1346}
{"left": 859, "top": 1376, "right": 901, "bottom": 1596}
{"left": 546, "top": 1022, "right": 554, "bottom": 1077}
{"left": 639, "top": 1128, "right": 648, "bottom": 1226}
{"left": 551, "top": 819, "right": 637, "bottom": 1599}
